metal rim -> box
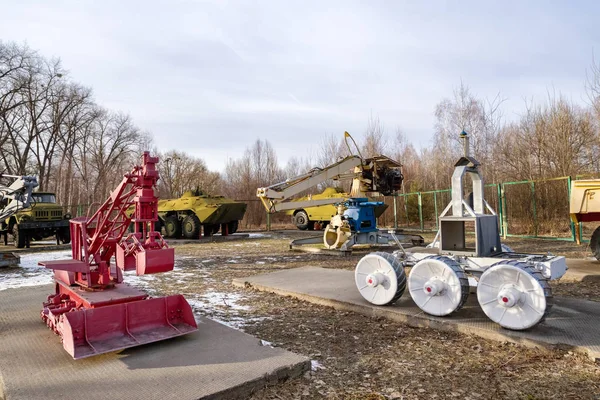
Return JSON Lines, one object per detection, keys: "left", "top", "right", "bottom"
{"left": 408, "top": 256, "right": 468, "bottom": 316}
{"left": 477, "top": 263, "right": 548, "bottom": 330}
{"left": 355, "top": 252, "right": 405, "bottom": 306}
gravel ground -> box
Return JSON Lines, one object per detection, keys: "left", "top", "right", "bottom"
{"left": 134, "top": 232, "right": 599, "bottom": 399}
{"left": 3, "top": 231, "right": 599, "bottom": 399}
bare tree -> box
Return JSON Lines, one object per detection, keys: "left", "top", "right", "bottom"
{"left": 362, "top": 114, "right": 388, "bottom": 158}
{"left": 156, "top": 150, "right": 221, "bottom": 198}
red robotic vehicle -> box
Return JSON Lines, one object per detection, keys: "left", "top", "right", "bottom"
{"left": 40, "top": 152, "right": 197, "bottom": 359}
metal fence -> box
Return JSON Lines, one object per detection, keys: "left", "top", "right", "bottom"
{"left": 61, "top": 175, "right": 598, "bottom": 242}
{"left": 383, "top": 176, "right": 597, "bottom": 242}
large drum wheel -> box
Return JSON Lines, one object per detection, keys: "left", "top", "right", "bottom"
{"left": 477, "top": 261, "right": 552, "bottom": 330}
{"left": 355, "top": 252, "right": 406, "bottom": 306}
{"left": 408, "top": 256, "right": 469, "bottom": 316}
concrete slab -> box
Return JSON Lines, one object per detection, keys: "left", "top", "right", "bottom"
{"left": 0, "top": 285, "right": 309, "bottom": 400}
{"left": 0, "top": 253, "right": 19, "bottom": 268}
{"left": 565, "top": 258, "right": 600, "bottom": 282}
{"left": 0, "top": 243, "right": 70, "bottom": 255}
{"left": 233, "top": 267, "right": 600, "bottom": 361}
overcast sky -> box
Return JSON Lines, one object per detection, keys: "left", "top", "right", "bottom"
{"left": 1, "top": 0, "right": 598, "bottom": 172}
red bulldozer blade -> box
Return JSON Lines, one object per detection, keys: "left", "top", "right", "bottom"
{"left": 59, "top": 295, "right": 197, "bottom": 359}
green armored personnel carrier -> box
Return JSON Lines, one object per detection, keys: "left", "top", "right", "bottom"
{"left": 2, "top": 192, "right": 71, "bottom": 248}
{"left": 157, "top": 190, "right": 247, "bottom": 239}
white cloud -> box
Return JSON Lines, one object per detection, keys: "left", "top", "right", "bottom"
{"left": 1, "top": 0, "right": 597, "bottom": 172}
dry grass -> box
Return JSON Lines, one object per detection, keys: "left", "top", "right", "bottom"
{"left": 132, "top": 231, "right": 600, "bottom": 400}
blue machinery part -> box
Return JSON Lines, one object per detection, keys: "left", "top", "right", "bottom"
{"left": 289, "top": 198, "right": 424, "bottom": 253}
{"left": 338, "top": 198, "right": 382, "bottom": 234}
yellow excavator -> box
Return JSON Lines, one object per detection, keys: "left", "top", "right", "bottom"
{"left": 256, "top": 132, "right": 423, "bottom": 251}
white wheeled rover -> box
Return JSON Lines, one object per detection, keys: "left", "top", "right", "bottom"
{"left": 354, "top": 132, "right": 567, "bottom": 330}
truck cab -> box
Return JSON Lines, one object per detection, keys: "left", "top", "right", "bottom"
{"left": 2, "top": 191, "right": 71, "bottom": 248}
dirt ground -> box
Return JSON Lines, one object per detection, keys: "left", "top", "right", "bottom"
{"left": 129, "top": 230, "right": 600, "bottom": 400}
{"left": 3, "top": 231, "right": 599, "bottom": 399}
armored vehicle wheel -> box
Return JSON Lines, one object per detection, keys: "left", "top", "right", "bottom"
{"left": 477, "top": 261, "right": 552, "bottom": 330}
{"left": 201, "top": 224, "right": 219, "bottom": 236}
{"left": 591, "top": 226, "right": 600, "bottom": 261}
{"left": 228, "top": 220, "right": 239, "bottom": 234}
{"left": 12, "top": 225, "right": 25, "bottom": 248}
{"left": 164, "top": 215, "right": 182, "bottom": 238}
{"left": 408, "top": 256, "right": 469, "bottom": 316}
{"left": 355, "top": 252, "right": 406, "bottom": 305}
{"left": 294, "top": 210, "right": 310, "bottom": 230}
{"left": 182, "top": 214, "right": 201, "bottom": 239}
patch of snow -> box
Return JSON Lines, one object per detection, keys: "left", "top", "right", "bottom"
{"left": 186, "top": 291, "right": 267, "bottom": 330}
{"left": 311, "top": 360, "right": 325, "bottom": 371}
{"left": 0, "top": 250, "right": 71, "bottom": 291}
{"left": 200, "top": 291, "right": 250, "bottom": 310}
{"left": 255, "top": 261, "right": 265, "bottom": 264}
{"left": 247, "top": 233, "right": 268, "bottom": 238}
{"left": 176, "top": 256, "right": 198, "bottom": 260}
{"left": 260, "top": 339, "right": 274, "bottom": 347}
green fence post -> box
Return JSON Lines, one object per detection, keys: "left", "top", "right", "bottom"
{"left": 496, "top": 184, "right": 503, "bottom": 236}
{"left": 567, "top": 176, "right": 576, "bottom": 242}
{"left": 400, "top": 193, "right": 409, "bottom": 227}
{"left": 393, "top": 195, "right": 398, "bottom": 229}
{"left": 418, "top": 192, "right": 424, "bottom": 231}
{"left": 501, "top": 183, "right": 508, "bottom": 239}
{"left": 531, "top": 181, "right": 538, "bottom": 237}
{"left": 433, "top": 191, "right": 439, "bottom": 230}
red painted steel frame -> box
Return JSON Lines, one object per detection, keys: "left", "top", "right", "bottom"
{"left": 40, "top": 152, "right": 197, "bottom": 359}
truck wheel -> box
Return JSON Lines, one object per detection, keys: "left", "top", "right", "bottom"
{"left": 155, "top": 219, "right": 164, "bottom": 234}
{"left": 591, "top": 226, "right": 600, "bottom": 261}
{"left": 182, "top": 214, "right": 201, "bottom": 239}
{"left": 59, "top": 227, "right": 71, "bottom": 244}
{"left": 294, "top": 210, "right": 310, "bottom": 230}
{"left": 164, "top": 215, "right": 182, "bottom": 238}
{"left": 12, "top": 225, "right": 25, "bottom": 248}
{"left": 228, "top": 220, "right": 239, "bottom": 234}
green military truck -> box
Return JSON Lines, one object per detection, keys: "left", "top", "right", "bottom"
{"left": 1, "top": 192, "right": 71, "bottom": 248}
